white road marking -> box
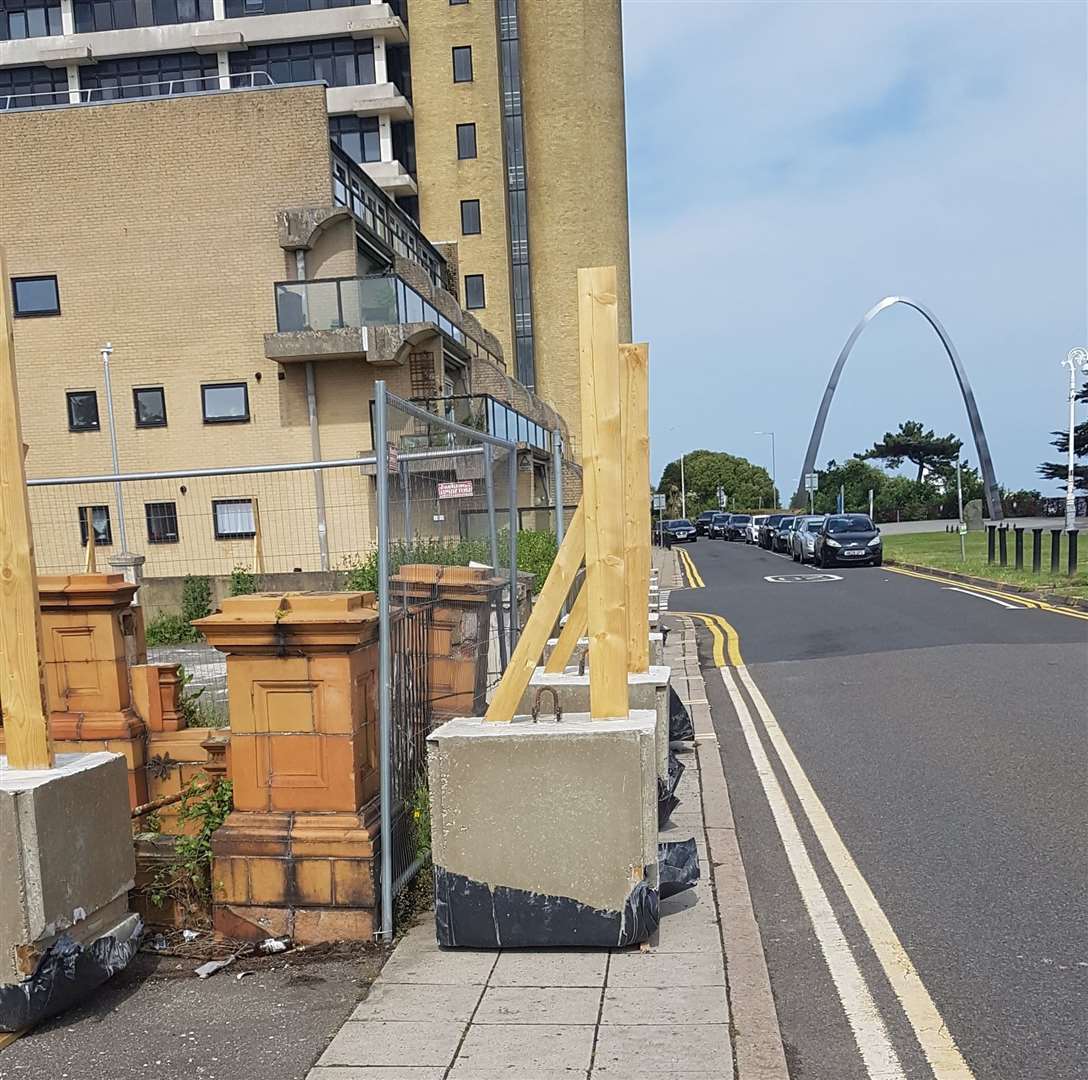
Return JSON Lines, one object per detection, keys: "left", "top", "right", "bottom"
{"left": 941, "top": 586, "right": 1020, "bottom": 610}
{"left": 735, "top": 665, "right": 977, "bottom": 1080}
{"left": 719, "top": 666, "right": 907, "bottom": 1080}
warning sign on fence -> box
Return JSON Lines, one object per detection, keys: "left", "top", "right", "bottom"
{"left": 437, "top": 480, "right": 474, "bottom": 500}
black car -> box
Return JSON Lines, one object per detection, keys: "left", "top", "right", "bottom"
{"left": 708, "top": 512, "right": 731, "bottom": 538}
{"left": 759, "top": 513, "right": 787, "bottom": 549}
{"left": 773, "top": 516, "right": 796, "bottom": 552}
{"left": 813, "top": 514, "right": 883, "bottom": 567}
{"left": 695, "top": 511, "right": 718, "bottom": 536}
{"left": 726, "top": 513, "right": 752, "bottom": 541}
{"left": 661, "top": 518, "right": 697, "bottom": 544}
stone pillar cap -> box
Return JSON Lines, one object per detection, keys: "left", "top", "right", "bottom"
{"left": 37, "top": 573, "right": 140, "bottom": 610}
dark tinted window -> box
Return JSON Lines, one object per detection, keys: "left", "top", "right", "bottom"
{"left": 67, "top": 390, "right": 99, "bottom": 431}
{"left": 452, "top": 45, "right": 473, "bottom": 82}
{"left": 133, "top": 386, "right": 167, "bottom": 427}
{"left": 0, "top": 64, "right": 68, "bottom": 108}
{"left": 733, "top": 516, "right": 752, "bottom": 524}
{"left": 78, "top": 505, "right": 111, "bottom": 546}
{"left": 827, "top": 515, "right": 875, "bottom": 533}
{"left": 460, "top": 198, "right": 481, "bottom": 235}
{"left": 230, "top": 37, "right": 375, "bottom": 86}
{"left": 12, "top": 275, "right": 59, "bottom": 316}
{"left": 329, "top": 115, "right": 380, "bottom": 164}
{"left": 202, "top": 382, "right": 249, "bottom": 423}
{"left": 464, "top": 274, "right": 485, "bottom": 309}
{"left": 456, "top": 122, "right": 476, "bottom": 159}
{"left": 81, "top": 51, "right": 218, "bottom": 98}
{"left": 145, "top": 501, "right": 179, "bottom": 543}
{"left": 74, "top": 0, "right": 211, "bottom": 31}
{"left": 1, "top": 1, "right": 62, "bottom": 41}
{"left": 778, "top": 518, "right": 795, "bottom": 529}
{"left": 224, "top": 0, "right": 370, "bottom": 15}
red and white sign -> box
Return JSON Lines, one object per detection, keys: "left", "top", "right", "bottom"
{"left": 437, "top": 480, "right": 474, "bottom": 500}
{"left": 387, "top": 443, "right": 399, "bottom": 473}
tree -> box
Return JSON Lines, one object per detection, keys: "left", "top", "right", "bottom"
{"left": 810, "top": 458, "right": 887, "bottom": 515}
{"left": 1038, "top": 378, "right": 1088, "bottom": 494}
{"left": 657, "top": 450, "right": 775, "bottom": 517}
{"left": 860, "top": 420, "right": 963, "bottom": 483}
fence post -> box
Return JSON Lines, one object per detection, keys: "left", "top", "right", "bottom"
{"left": 1032, "top": 528, "right": 1042, "bottom": 574}
{"left": 507, "top": 447, "right": 519, "bottom": 653}
{"left": 1069, "top": 530, "right": 1079, "bottom": 576}
{"left": 998, "top": 526, "right": 1008, "bottom": 567}
{"left": 374, "top": 380, "right": 393, "bottom": 941}
{"left": 399, "top": 457, "right": 412, "bottom": 547}
{"left": 1014, "top": 527, "right": 1024, "bottom": 570}
{"left": 483, "top": 443, "right": 507, "bottom": 670}
{"left": 987, "top": 524, "right": 996, "bottom": 564}
{"left": 1051, "top": 528, "right": 1062, "bottom": 574}
{"left": 305, "top": 361, "right": 331, "bottom": 572}
{"left": 553, "top": 428, "right": 565, "bottom": 545}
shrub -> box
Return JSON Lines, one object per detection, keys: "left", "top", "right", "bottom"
{"left": 229, "top": 565, "right": 261, "bottom": 596}
{"left": 146, "top": 611, "right": 198, "bottom": 647}
{"left": 181, "top": 575, "right": 212, "bottom": 626}
{"left": 177, "top": 664, "right": 228, "bottom": 729}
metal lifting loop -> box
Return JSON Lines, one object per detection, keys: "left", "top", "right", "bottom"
{"left": 531, "top": 686, "right": 562, "bottom": 723}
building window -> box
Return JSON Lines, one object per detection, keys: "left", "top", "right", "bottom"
{"left": 213, "top": 498, "right": 256, "bottom": 540}
{"left": 133, "top": 386, "right": 167, "bottom": 428}
{"left": 230, "top": 38, "right": 376, "bottom": 88}
{"left": 224, "top": 0, "right": 372, "bottom": 15}
{"left": 80, "top": 52, "right": 219, "bottom": 100}
{"left": 145, "top": 501, "right": 179, "bottom": 544}
{"left": 464, "top": 274, "right": 485, "bottom": 310}
{"left": 1, "top": 1, "right": 62, "bottom": 42}
{"left": 201, "top": 382, "right": 250, "bottom": 424}
{"left": 78, "top": 505, "right": 112, "bottom": 547}
{"left": 73, "top": 0, "right": 213, "bottom": 33}
{"left": 329, "top": 115, "right": 381, "bottom": 165}
{"left": 452, "top": 46, "right": 473, "bottom": 83}
{"left": 0, "top": 65, "right": 68, "bottom": 109}
{"left": 460, "top": 199, "right": 481, "bottom": 236}
{"left": 66, "top": 390, "right": 100, "bottom": 432}
{"left": 11, "top": 275, "right": 59, "bottom": 317}
{"left": 450, "top": 0, "right": 468, "bottom": 5}
{"left": 456, "top": 122, "right": 477, "bottom": 160}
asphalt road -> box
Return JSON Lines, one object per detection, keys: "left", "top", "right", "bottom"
{"left": 667, "top": 537, "right": 1087, "bottom": 1080}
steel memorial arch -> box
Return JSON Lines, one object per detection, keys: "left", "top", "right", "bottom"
{"left": 792, "top": 296, "right": 1004, "bottom": 521}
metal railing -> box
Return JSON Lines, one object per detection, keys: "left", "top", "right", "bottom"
{"left": 411, "top": 394, "right": 553, "bottom": 453}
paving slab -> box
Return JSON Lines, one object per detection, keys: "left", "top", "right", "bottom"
{"left": 380, "top": 946, "right": 498, "bottom": 986}
{"left": 600, "top": 985, "right": 729, "bottom": 1026}
{"left": 592, "top": 1022, "right": 733, "bottom": 1077}
{"left": 607, "top": 946, "right": 725, "bottom": 988}
{"left": 473, "top": 985, "right": 601, "bottom": 1025}
{"left": 317, "top": 1020, "right": 465, "bottom": 1068}
{"left": 451, "top": 1022, "right": 595, "bottom": 1072}
{"left": 489, "top": 949, "right": 608, "bottom": 987}
{"left": 351, "top": 981, "right": 484, "bottom": 1023}
{"left": 308, "top": 1070, "right": 446, "bottom": 1080}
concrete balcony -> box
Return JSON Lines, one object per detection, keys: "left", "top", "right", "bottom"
{"left": 325, "top": 81, "right": 411, "bottom": 121}
{"left": 361, "top": 158, "right": 416, "bottom": 198}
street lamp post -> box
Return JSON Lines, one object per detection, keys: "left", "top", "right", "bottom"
{"left": 1062, "top": 348, "right": 1088, "bottom": 532}
{"left": 680, "top": 451, "right": 687, "bottom": 519}
{"left": 755, "top": 431, "right": 776, "bottom": 508}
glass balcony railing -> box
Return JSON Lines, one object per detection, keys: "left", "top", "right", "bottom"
{"left": 273, "top": 274, "right": 506, "bottom": 371}
{"left": 412, "top": 395, "right": 553, "bottom": 453}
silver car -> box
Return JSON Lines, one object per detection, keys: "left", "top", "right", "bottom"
{"left": 791, "top": 516, "right": 827, "bottom": 563}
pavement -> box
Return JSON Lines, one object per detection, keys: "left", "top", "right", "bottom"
{"left": 668, "top": 536, "right": 1088, "bottom": 1080}
{"left": 303, "top": 549, "right": 787, "bottom": 1080}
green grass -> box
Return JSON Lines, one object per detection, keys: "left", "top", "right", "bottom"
{"left": 882, "top": 530, "right": 1088, "bottom": 601}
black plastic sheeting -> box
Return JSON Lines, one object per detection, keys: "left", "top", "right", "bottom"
{"left": 0, "top": 919, "right": 143, "bottom": 1032}
{"left": 657, "top": 749, "right": 686, "bottom": 827}
{"left": 434, "top": 865, "right": 659, "bottom": 949}
{"left": 668, "top": 685, "right": 695, "bottom": 742}
{"left": 658, "top": 838, "right": 701, "bottom": 899}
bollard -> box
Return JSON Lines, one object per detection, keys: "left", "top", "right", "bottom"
{"left": 1069, "top": 530, "right": 1079, "bottom": 576}
{"left": 1014, "top": 527, "right": 1024, "bottom": 570}
{"left": 1051, "top": 529, "right": 1062, "bottom": 574}
{"left": 998, "top": 526, "right": 1008, "bottom": 567}
{"left": 1032, "top": 528, "right": 1042, "bottom": 574}
{"left": 987, "top": 524, "right": 996, "bottom": 564}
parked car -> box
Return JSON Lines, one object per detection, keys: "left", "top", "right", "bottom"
{"left": 708, "top": 512, "right": 731, "bottom": 539}
{"left": 760, "top": 513, "right": 787, "bottom": 549}
{"left": 773, "top": 516, "right": 796, "bottom": 552}
{"left": 814, "top": 514, "right": 883, "bottom": 567}
{"left": 661, "top": 518, "right": 697, "bottom": 544}
{"left": 695, "top": 511, "right": 718, "bottom": 536}
{"left": 726, "top": 514, "right": 752, "bottom": 541}
{"left": 747, "top": 515, "right": 768, "bottom": 544}
{"left": 791, "top": 516, "right": 827, "bottom": 563}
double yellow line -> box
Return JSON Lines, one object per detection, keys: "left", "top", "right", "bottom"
{"left": 885, "top": 565, "right": 1088, "bottom": 621}
{"left": 685, "top": 611, "right": 744, "bottom": 668}
{"left": 676, "top": 546, "right": 705, "bottom": 588}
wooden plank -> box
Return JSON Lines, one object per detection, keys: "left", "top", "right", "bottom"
{"left": 0, "top": 1029, "right": 28, "bottom": 1051}
{"left": 252, "top": 496, "right": 264, "bottom": 574}
{"left": 578, "top": 266, "right": 629, "bottom": 718}
{"left": 485, "top": 503, "right": 585, "bottom": 721}
{"left": 83, "top": 506, "right": 96, "bottom": 573}
{"left": 543, "top": 582, "right": 588, "bottom": 674}
{"left": 0, "top": 247, "right": 54, "bottom": 769}
{"left": 622, "top": 343, "right": 651, "bottom": 672}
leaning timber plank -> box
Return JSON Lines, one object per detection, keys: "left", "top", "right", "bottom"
{"left": 578, "top": 267, "right": 629, "bottom": 717}
{"left": 0, "top": 247, "right": 53, "bottom": 769}
{"left": 0, "top": 1029, "right": 27, "bottom": 1051}
{"left": 485, "top": 503, "right": 586, "bottom": 721}
{"left": 544, "top": 583, "right": 589, "bottom": 674}
{"left": 622, "top": 343, "right": 651, "bottom": 673}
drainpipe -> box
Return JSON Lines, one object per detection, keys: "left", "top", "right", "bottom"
{"left": 296, "top": 249, "right": 330, "bottom": 571}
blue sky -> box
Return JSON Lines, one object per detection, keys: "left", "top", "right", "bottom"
{"left": 622, "top": 0, "right": 1088, "bottom": 496}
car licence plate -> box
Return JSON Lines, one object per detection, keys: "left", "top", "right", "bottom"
{"left": 843, "top": 549, "right": 865, "bottom": 556}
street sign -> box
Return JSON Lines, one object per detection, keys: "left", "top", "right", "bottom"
{"left": 958, "top": 522, "right": 968, "bottom": 536}
{"left": 804, "top": 473, "right": 819, "bottom": 492}
{"left": 437, "top": 480, "right": 474, "bottom": 500}
{"left": 652, "top": 494, "right": 666, "bottom": 510}
{"left": 386, "top": 443, "right": 399, "bottom": 474}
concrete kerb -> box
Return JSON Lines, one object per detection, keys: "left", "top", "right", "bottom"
{"left": 884, "top": 557, "right": 1088, "bottom": 610}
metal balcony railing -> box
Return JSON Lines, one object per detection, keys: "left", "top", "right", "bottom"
{"left": 412, "top": 395, "right": 553, "bottom": 453}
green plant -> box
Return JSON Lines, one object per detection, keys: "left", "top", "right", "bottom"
{"left": 177, "top": 665, "right": 228, "bottom": 729}
{"left": 145, "top": 611, "right": 198, "bottom": 647}
{"left": 149, "top": 776, "right": 233, "bottom": 917}
{"left": 408, "top": 783, "right": 431, "bottom": 863}
{"left": 229, "top": 565, "right": 261, "bottom": 597}
{"left": 181, "top": 575, "right": 212, "bottom": 627}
